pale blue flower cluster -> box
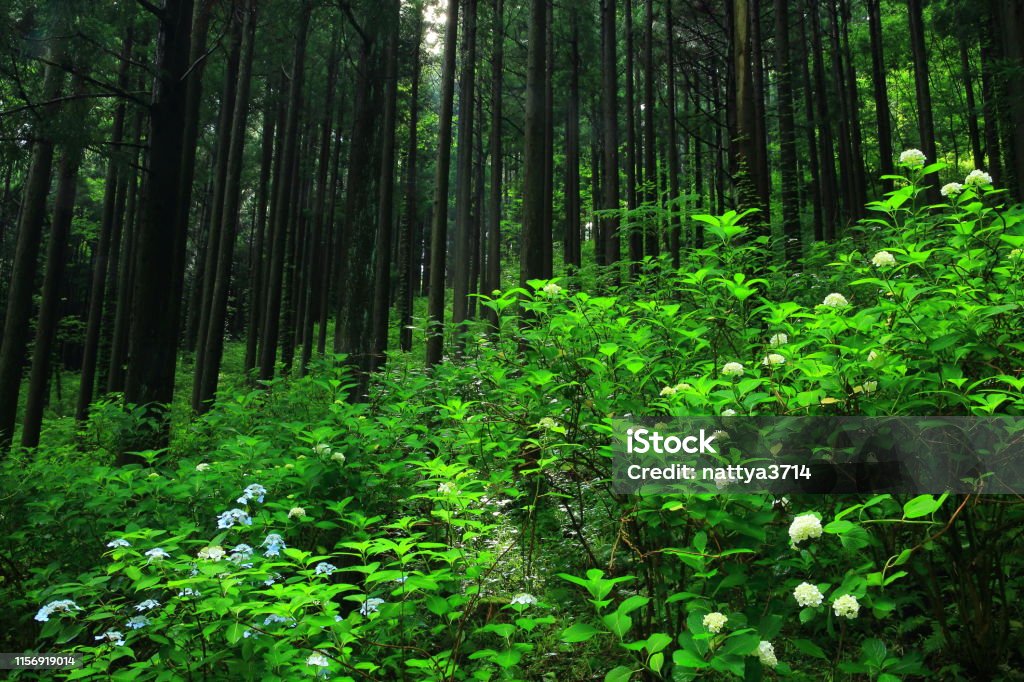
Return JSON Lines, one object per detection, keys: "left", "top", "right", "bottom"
{"left": 144, "top": 548, "right": 169, "bottom": 563}
{"left": 135, "top": 599, "right": 160, "bottom": 612}
{"left": 106, "top": 538, "right": 131, "bottom": 549}
{"left": 261, "top": 533, "right": 286, "bottom": 557}
{"left": 95, "top": 630, "right": 126, "bottom": 646}
{"left": 359, "top": 598, "right": 384, "bottom": 616}
{"left": 125, "top": 616, "right": 150, "bottom": 630}
{"left": 237, "top": 484, "right": 267, "bottom": 505}
{"left": 314, "top": 562, "right": 338, "bottom": 576}
{"left": 217, "top": 508, "right": 253, "bottom": 529}
{"left": 229, "top": 544, "right": 254, "bottom": 566}
{"left": 34, "top": 599, "right": 80, "bottom": 622}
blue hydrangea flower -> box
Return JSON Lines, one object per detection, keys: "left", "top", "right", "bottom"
{"left": 217, "top": 508, "right": 253, "bottom": 530}
{"left": 135, "top": 599, "right": 160, "bottom": 612}
{"left": 237, "top": 484, "right": 267, "bottom": 505}
{"left": 106, "top": 538, "right": 131, "bottom": 549}
{"left": 95, "top": 630, "right": 126, "bottom": 646}
{"left": 314, "top": 562, "right": 338, "bottom": 576}
{"left": 34, "top": 599, "right": 80, "bottom": 622}
{"left": 359, "top": 598, "right": 384, "bottom": 616}
{"left": 144, "top": 548, "right": 170, "bottom": 563}
{"left": 126, "top": 616, "right": 150, "bottom": 630}
{"left": 261, "top": 533, "right": 285, "bottom": 557}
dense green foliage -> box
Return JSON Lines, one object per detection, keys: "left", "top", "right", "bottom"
{"left": 3, "top": 167, "right": 1023, "bottom": 680}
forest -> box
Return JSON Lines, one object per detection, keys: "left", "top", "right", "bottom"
{"left": 1, "top": 0, "right": 1024, "bottom": 678}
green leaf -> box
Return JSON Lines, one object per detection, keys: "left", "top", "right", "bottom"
{"left": 792, "top": 639, "right": 827, "bottom": 659}
{"left": 903, "top": 493, "right": 946, "bottom": 519}
{"left": 604, "top": 666, "right": 634, "bottom": 682}
{"left": 672, "top": 649, "right": 709, "bottom": 669}
{"left": 602, "top": 610, "right": 633, "bottom": 639}
{"left": 561, "top": 622, "right": 604, "bottom": 643}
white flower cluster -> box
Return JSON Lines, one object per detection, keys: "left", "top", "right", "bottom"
{"left": 788, "top": 513, "right": 823, "bottom": 545}
{"left": 964, "top": 169, "right": 993, "bottom": 187}
{"left": 769, "top": 333, "right": 788, "bottom": 347}
{"left": 721, "top": 362, "right": 745, "bottom": 377}
{"left": 125, "top": 616, "right": 150, "bottom": 630}
{"left": 106, "top": 538, "right": 131, "bottom": 549}
{"left": 941, "top": 182, "right": 963, "bottom": 197}
{"left": 833, "top": 594, "right": 860, "bottom": 619}
{"left": 95, "top": 630, "right": 126, "bottom": 646}
{"left": 537, "top": 417, "right": 558, "bottom": 430}
{"left": 314, "top": 562, "right": 338, "bottom": 576}
{"left": 871, "top": 251, "right": 896, "bottom": 268}
{"left": 510, "top": 593, "right": 538, "bottom": 606}
{"left": 757, "top": 640, "right": 778, "bottom": 668}
{"left": 721, "top": 408, "right": 737, "bottom": 417}
{"left": 288, "top": 507, "right": 306, "bottom": 519}
{"left": 793, "top": 582, "right": 824, "bottom": 608}
{"left": 762, "top": 353, "right": 785, "bottom": 366}
{"left": 195, "top": 462, "right": 210, "bottom": 471}
{"left": 198, "top": 545, "right": 225, "bottom": 561}
{"left": 822, "top": 293, "right": 849, "bottom": 308}
{"left": 702, "top": 611, "right": 728, "bottom": 633}
{"left": 34, "top": 599, "right": 80, "bottom": 622}
{"left": 144, "top": 548, "right": 170, "bottom": 563}
{"left": 306, "top": 652, "right": 330, "bottom": 668}
{"left": 542, "top": 282, "right": 562, "bottom": 296}
{"left": 135, "top": 599, "right": 160, "bottom": 612}
{"left": 898, "top": 148, "right": 926, "bottom": 167}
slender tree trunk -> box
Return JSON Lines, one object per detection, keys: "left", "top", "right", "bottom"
{"left": 601, "top": 0, "right": 621, "bottom": 269}
{"left": 452, "top": 0, "right": 478, "bottom": 347}
{"left": 996, "top": 0, "right": 1024, "bottom": 198}
{"left": 244, "top": 92, "right": 277, "bottom": 376}
{"left": 867, "top": 0, "right": 894, "bottom": 193}
{"left": 979, "top": 17, "right": 1003, "bottom": 185}
{"left": 370, "top": 0, "right": 400, "bottom": 372}
{"left": 839, "top": 0, "right": 866, "bottom": 215}
{"left": 643, "top": 0, "right": 659, "bottom": 258}
{"left": 259, "top": 3, "right": 311, "bottom": 381}
{"left": 198, "top": 0, "right": 256, "bottom": 411}
{"left": 749, "top": 0, "right": 771, "bottom": 218}
{"left": 624, "top": 0, "right": 640, "bottom": 269}
{"left": 907, "top": 0, "right": 940, "bottom": 203}
{"left": 541, "top": 0, "right": 554, "bottom": 279}
{"left": 521, "top": 0, "right": 547, "bottom": 288}
{"left": 775, "top": 0, "right": 800, "bottom": 265}
{"left": 564, "top": 5, "right": 581, "bottom": 270}
{"left": 731, "top": 0, "right": 761, "bottom": 222}
{"left": 0, "top": 45, "right": 64, "bottom": 450}
{"left": 484, "top": 0, "right": 504, "bottom": 329}
{"left": 665, "top": 0, "right": 681, "bottom": 267}
{"left": 398, "top": 8, "right": 423, "bottom": 352}
{"left": 77, "top": 25, "right": 133, "bottom": 422}
{"left": 960, "top": 40, "right": 984, "bottom": 171}
{"left": 810, "top": 0, "right": 838, "bottom": 239}
{"left": 425, "top": 0, "right": 459, "bottom": 367}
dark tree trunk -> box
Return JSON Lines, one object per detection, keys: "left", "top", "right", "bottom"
{"left": 749, "top": 0, "right": 771, "bottom": 218}
{"left": 600, "top": 0, "right": 621, "bottom": 268}
{"left": 624, "top": 0, "right": 640, "bottom": 269}
{"left": 541, "top": 0, "right": 554, "bottom": 279}
{"left": 665, "top": 0, "right": 681, "bottom": 267}
{"left": 564, "top": 5, "right": 581, "bottom": 270}
{"left": 775, "top": 0, "right": 800, "bottom": 265}
{"left": 996, "top": 0, "right": 1024, "bottom": 198}
{"left": 258, "top": 3, "right": 311, "bottom": 381}
{"left": 960, "top": 40, "right": 984, "bottom": 171}
{"left": 979, "top": 15, "right": 1003, "bottom": 186}
{"left": 425, "top": 0, "right": 459, "bottom": 367}
{"left": 809, "top": 0, "right": 838, "bottom": 239}
{"left": 369, "top": 0, "right": 400, "bottom": 372}
{"left": 520, "top": 0, "right": 547, "bottom": 287}
{"left": 398, "top": 8, "right": 424, "bottom": 351}
{"left": 907, "top": 0, "right": 940, "bottom": 203}
{"left": 452, "top": 0, "right": 478, "bottom": 347}
{"left": 0, "top": 46, "right": 63, "bottom": 450}
{"left": 643, "top": 0, "right": 659, "bottom": 258}
{"left": 484, "top": 0, "right": 504, "bottom": 329}
{"left": 867, "top": 0, "right": 894, "bottom": 193}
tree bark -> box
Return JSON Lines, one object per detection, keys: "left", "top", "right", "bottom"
{"left": 907, "top": 0, "right": 940, "bottom": 203}
{"left": 484, "top": 0, "right": 504, "bottom": 329}
{"left": 520, "top": 0, "right": 547, "bottom": 287}
{"left": 866, "top": 0, "right": 894, "bottom": 193}
{"left": 452, "top": 0, "right": 478, "bottom": 347}
{"left": 775, "top": 0, "right": 800, "bottom": 265}
{"left": 600, "top": 0, "right": 621, "bottom": 269}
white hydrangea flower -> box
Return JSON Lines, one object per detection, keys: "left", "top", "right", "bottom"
{"left": 964, "top": 169, "right": 993, "bottom": 187}
{"left": 542, "top": 282, "right": 562, "bottom": 296}
{"left": 34, "top": 599, "right": 80, "bottom": 622}
{"left": 195, "top": 462, "right": 210, "bottom": 471}
{"left": 313, "top": 443, "right": 332, "bottom": 456}
{"left": 757, "top": 640, "right": 778, "bottom": 668}
{"left": 832, "top": 594, "right": 860, "bottom": 619}
{"left": 822, "top": 293, "right": 849, "bottom": 308}
{"left": 871, "top": 251, "right": 896, "bottom": 268}
{"left": 537, "top": 417, "right": 558, "bottom": 430}
{"left": 660, "top": 385, "right": 678, "bottom": 396}
{"left": 898, "top": 148, "right": 926, "bottom": 167}
{"left": 107, "top": 538, "right": 131, "bottom": 549}
{"left": 940, "top": 182, "right": 963, "bottom": 197}
{"left": 721, "top": 362, "right": 745, "bottom": 377}
{"left": 198, "top": 545, "right": 225, "bottom": 561}
{"left": 314, "top": 562, "right": 338, "bottom": 576}
{"left": 95, "top": 630, "right": 126, "bottom": 646}
{"left": 789, "top": 514, "right": 823, "bottom": 545}
{"left": 144, "top": 548, "right": 170, "bottom": 563}
{"left": 674, "top": 382, "right": 692, "bottom": 391}
{"left": 702, "top": 611, "right": 728, "bottom": 633}
{"left": 360, "top": 597, "right": 385, "bottom": 616}
{"left": 762, "top": 353, "right": 785, "bottom": 366}
{"left": 793, "top": 582, "right": 824, "bottom": 608}
{"left": 721, "top": 408, "right": 737, "bottom": 417}
{"left": 510, "top": 593, "right": 538, "bottom": 606}
{"left": 437, "top": 482, "right": 456, "bottom": 495}
{"left": 331, "top": 451, "right": 346, "bottom": 463}
{"left": 769, "top": 333, "right": 788, "bottom": 347}
{"left": 306, "top": 652, "right": 330, "bottom": 667}
{"left": 288, "top": 507, "right": 306, "bottom": 519}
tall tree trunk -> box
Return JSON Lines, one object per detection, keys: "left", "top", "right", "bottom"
{"left": 960, "top": 40, "right": 984, "bottom": 171}
{"left": 996, "top": 0, "right": 1024, "bottom": 198}
{"left": 520, "top": 0, "right": 547, "bottom": 288}
{"left": 731, "top": 0, "right": 763, "bottom": 224}
{"left": 484, "top": 0, "right": 504, "bottom": 329}
{"left": 827, "top": 0, "right": 855, "bottom": 222}
{"left": 979, "top": 15, "right": 1003, "bottom": 185}
{"left": 399, "top": 7, "right": 424, "bottom": 351}
{"left": 601, "top": 0, "right": 621, "bottom": 269}
{"left": 907, "top": 0, "right": 940, "bottom": 203}
{"left": 370, "top": 0, "right": 400, "bottom": 372}
{"left": 564, "top": 5, "right": 581, "bottom": 270}
{"left": 749, "top": 0, "right": 771, "bottom": 218}
{"left": 452, "top": 0, "right": 478, "bottom": 347}
{"left": 809, "top": 0, "right": 838, "bottom": 239}
{"left": 541, "top": 0, "right": 554, "bottom": 279}
{"left": 775, "top": 0, "right": 800, "bottom": 265}
{"left": 624, "top": 0, "right": 640, "bottom": 269}
{"left": 0, "top": 44, "right": 64, "bottom": 450}
{"left": 258, "top": 3, "right": 311, "bottom": 381}
{"left": 866, "top": 0, "right": 894, "bottom": 193}
{"left": 22, "top": 89, "right": 88, "bottom": 448}
{"left": 77, "top": 24, "right": 133, "bottom": 422}
{"left": 643, "top": 0, "right": 659, "bottom": 258}
{"left": 665, "top": 0, "right": 681, "bottom": 267}
{"left": 425, "top": 0, "right": 459, "bottom": 367}
{"left": 121, "top": 0, "right": 197, "bottom": 457}
{"left": 839, "top": 0, "right": 867, "bottom": 215}
{"left": 198, "top": 0, "right": 256, "bottom": 411}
